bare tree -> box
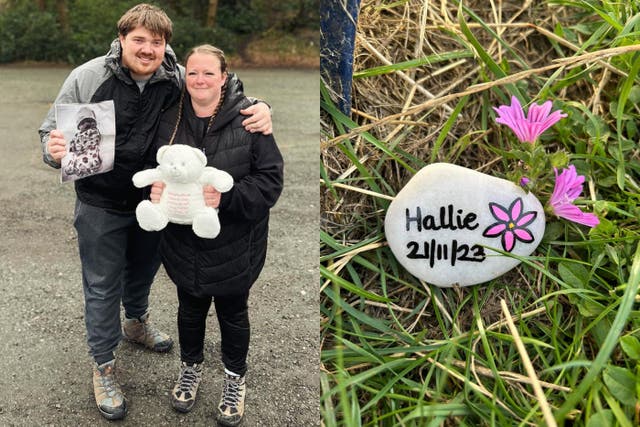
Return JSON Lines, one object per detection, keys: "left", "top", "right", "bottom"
{"left": 206, "top": 0, "right": 218, "bottom": 27}
{"left": 56, "top": 0, "right": 70, "bottom": 34}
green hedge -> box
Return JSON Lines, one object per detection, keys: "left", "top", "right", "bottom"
{"left": 0, "top": 0, "right": 317, "bottom": 65}
{"left": 0, "top": 2, "right": 67, "bottom": 63}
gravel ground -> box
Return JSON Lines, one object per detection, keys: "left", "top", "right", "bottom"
{"left": 0, "top": 65, "right": 319, "bottom": 426}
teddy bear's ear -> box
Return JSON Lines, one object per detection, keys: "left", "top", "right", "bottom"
{"left": 192, "top": 147, "right": 207, "bottom": 167}
{"left": 157, "top": 145, "right": 170, "bottom": 163}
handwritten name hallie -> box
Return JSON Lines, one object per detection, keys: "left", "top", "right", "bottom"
{"left": 404, "top": 204, "right": 485, "bottom": 268}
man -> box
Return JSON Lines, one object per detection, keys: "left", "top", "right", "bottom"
{"left": 38, "top": 3, "right": 272, "bottom": 421}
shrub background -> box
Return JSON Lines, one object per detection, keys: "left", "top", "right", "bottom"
{"left": 0, "top": 0, "right": 319, "bottom": 66}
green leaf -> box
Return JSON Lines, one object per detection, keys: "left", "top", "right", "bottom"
{"left": 458, "top": 4, "right": 508, "bottom": 80}
{"left": 558, "top": 262, "right": 590, "bottom": 288}
{"left": 587, "top": 410, "right": 614, "bottom": 427}
{"left": 617, "top": 163, "right": 626, "bottom": 191}
{"left": 557, "top": 244, "right": 640, "bottom": 421}
{"left": 584, "top": 114, "right": 610, "bottom": 138}
{"left": 353, "top": 50, "right": 474, "bottom": 78}
{"left": 578, "top": 298, "right": 604, "bottom": 318}
{"left": 542, "top": 221, "right": 565, "bottom": 242}
{"left": 549, "top": 151, "right": 569, "bottom": 169}
{"left": 620, "top": 335, "right": 640, "bottom": 360}
{"left": 615, "top": 52, "right": 640, "bottom": 191}
{"left": 603, "top": 365, "right": 637, "bottom": 406}
{"left": 402, "top": 404, "right": 470, "bottom": 421}
{"left": 597, "top": 175, "right": 619, "bottom": 188}
{"left": 602, "top": 391, "right": 635, "bottom": 427}
{"left": 321, "top": 266, "right": 390, "bottom": 303}
{"left": 430, "top": 96, "right": 469, "bottom": 163}
{"left": 628, "top": 85, "right": 640, "bottom": 104}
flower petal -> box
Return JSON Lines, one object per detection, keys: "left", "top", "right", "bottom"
{"left": 483, "top": 222, "right": 507, "bottom": 237}
{"left": 495, "top": 115, "right": 527, "bottom": 142}
{"left": 553, "top": 203, "right": 580, "bottom": 217}
{"left": 513, "top": 228, "right": 534, "bottom": 243}
{"left": 494, "top": 97, "right": 531, "bottom": 142}
{"left": 495, "top": 98, "right": 566, "bottom": 143}
{"left": 509, "top": 96, "right": 525, "bottom": 121}
{"left": 489, "top": 202, "right": 511, "bottom": 221}
{"left": 527, "top": 100, "right": 552, "bottom": 123}
{"left": 512, "top": 119, "right": 534, "bottom": 143}
{"left": 538, "top": 109, "right": 568, "bottom": 132}
{"left": 508, "top": 198, "right": 523, "bottom": 220}
{"left": 574, "top": 212, "right": 600, "bottom": 227}
{"left": 554, "top": 204, "right": 600, "bottom": 227}
{"left": 549, "top": 164, "right": 597, "bottom": 228}
{"left": 550, "top": 164, "right": 584, "bottom": 207}
{"left": 515, "top": 211, "right": 537, "bottom": 227}
{"left": 524, "top": 122, "right": 546, "bottom": 142}
{"left": 502, "top": 230, "right": 515, "bottom": 252}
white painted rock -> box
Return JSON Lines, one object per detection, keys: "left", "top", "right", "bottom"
{"left": 384, "top": 163, "right": 545, "bottom": 287}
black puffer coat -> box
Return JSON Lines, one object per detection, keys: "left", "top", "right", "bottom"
{"left": 151, "top": 74, "right": 284, "bottom": 297}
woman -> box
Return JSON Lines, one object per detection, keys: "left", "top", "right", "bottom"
{"left": 150, "top": 45, "right": 283, "bottom": 426}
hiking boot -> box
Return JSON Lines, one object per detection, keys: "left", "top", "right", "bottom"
{"left": 171, "top": 362, "right": 203, "bottom": 413}
{"left": 216, "top": 373, "right": 246, "bottom": 426}
{"left": 123, "top": 311, "right": 173, "bottom": 352}
{"left": 93, "top": 360, "right": 127, "bottom": 420}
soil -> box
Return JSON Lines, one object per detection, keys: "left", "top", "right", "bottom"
{"left": 0, "top": 66, "right": 319, "bottom": 426}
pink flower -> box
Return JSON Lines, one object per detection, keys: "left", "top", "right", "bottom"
{"left": 549, "top": 165, "right": 599, "bottom": 227}
{"left": 482, "top": 197, "right": 538, "bottom": 252}
{"left": 520, "top": 176, "right": 530, "bottom": 187}
{"left": 494, "top": 96, "right": 567, "bottom": 143}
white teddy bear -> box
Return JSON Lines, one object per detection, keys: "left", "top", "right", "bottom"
{"left": 132, "top": 144, "right": 233, "bottom": 239}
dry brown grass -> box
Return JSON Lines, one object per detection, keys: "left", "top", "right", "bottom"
{"left": 321, "top": 0, "right": 634, "bottom": 249}
{"left": 320, "top": 0, "right": 628, "bottom": 333}
{"left": 351, "top": 1, "right": 557, "bottom": 153}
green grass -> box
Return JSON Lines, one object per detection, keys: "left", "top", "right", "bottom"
{"left": 321, "top": 1, "right": 640, "bottom": 425}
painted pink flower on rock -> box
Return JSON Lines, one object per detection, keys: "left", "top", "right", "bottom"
{"left": 549, "top": 165, "right": 599, "bottom": 227}
{"left": 494, "top": 96, "right": 567, "bottom": 143}
{"left": 482, "top": 197, "right": 538, "bottom": 252}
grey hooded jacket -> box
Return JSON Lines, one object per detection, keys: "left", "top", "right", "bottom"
{"left": 39, "top": 39, "right": 183, "bottom": 212}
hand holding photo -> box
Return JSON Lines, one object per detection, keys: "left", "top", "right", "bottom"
{"left": 56, "top": 100, "right": 115, "bottom": 182}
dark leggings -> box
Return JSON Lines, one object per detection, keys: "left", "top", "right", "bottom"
{"left": 177, "top": 287, "right": 250, "bottom": 376}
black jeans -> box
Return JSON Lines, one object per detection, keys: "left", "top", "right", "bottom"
{"left": 74, "top": 200, "right": 161, "bottom": 364}
{"left": 177, "top": 287, "right": 250, "bottom": 376}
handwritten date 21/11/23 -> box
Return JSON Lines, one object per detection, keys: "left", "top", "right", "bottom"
{"left": 406, "top": 239, "right": 486, "bottom": 269}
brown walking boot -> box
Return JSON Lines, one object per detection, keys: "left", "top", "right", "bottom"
{"left": 171, "top": 361, "right": 203, "bottom": 413}
{"left": 217, "top": 372, "right": 246, "bottom": 426}
{"left": 93, "top": 360, "right": 127, "bottom": 420}
{"left": 123, "top": 311, "right": 173, "bottom": 352}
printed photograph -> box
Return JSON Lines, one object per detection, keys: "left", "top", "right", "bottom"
{"left": 56, "top": 100, "right": 115, "bottom": 182}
